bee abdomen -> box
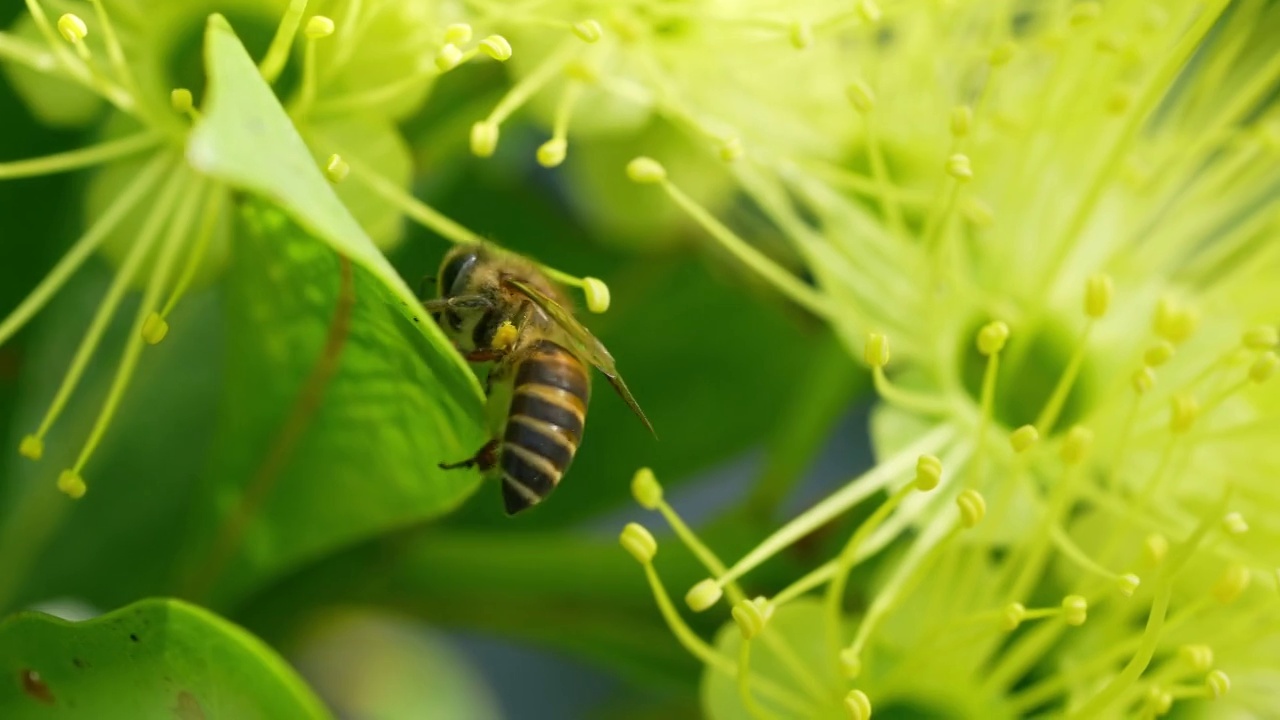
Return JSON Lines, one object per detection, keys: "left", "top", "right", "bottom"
{"left": 500, "top": 341, "right": 589, "bottom": 515}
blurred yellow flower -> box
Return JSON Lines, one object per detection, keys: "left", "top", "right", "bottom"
{"left": 617, "top": 0, "right": 1280, "bottom": 717}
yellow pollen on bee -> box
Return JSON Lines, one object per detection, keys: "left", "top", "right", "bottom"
{"left": 490, "top": 321, "right": 518, "bottom": 350}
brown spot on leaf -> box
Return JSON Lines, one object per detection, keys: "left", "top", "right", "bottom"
{"left": 72, "top": 657, "right": 86, "bottom": 669}
{"left": 20, "top": 669, "right": 54, "bottom": 704}
{"left": 174, "top": 690, "right": 205, "bottom": 720}
{"left": 129, "top": 633, "right": 140, "bottom": 643}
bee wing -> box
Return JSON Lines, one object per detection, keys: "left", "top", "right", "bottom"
{"left": 503, "top": 276, "right": 656, "bottom": 436}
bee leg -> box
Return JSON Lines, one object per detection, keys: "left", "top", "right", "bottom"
{"left": 463, "top": 348, "right": 507, "bottom": 363}
{"left": 439, "top": 438, "right": 500, "bottom": 472}
{"left": 423, "top": 295, "right": 493, "bottom": 312}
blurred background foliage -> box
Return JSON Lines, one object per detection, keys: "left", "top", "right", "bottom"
{"left": 0, "top": 2, "right": 871, "bottom": 716}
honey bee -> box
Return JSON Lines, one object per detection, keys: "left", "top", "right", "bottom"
{"left": 424, "top": 243, "right": 654, "bottom": 515}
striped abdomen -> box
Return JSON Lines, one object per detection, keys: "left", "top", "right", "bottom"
{"left": 500, "top": 339, "right": 590, "bottom": 514}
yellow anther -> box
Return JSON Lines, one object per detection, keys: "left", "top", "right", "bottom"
{"left": 1062, "top": 595, "right": 1087, "bottom": 626}
{"left": 471, "top": 121, "right": 500, "bottom": 157}
{"left": 1010, "top": 424, "right": 1039, "bottom": 453}
{"left": 1169, "top": 394, "right": 1199, "bottom": 434}
{"left": 950, "top": 105, "right": 973, "bottom": 138}
{"left": 1096, "top": 32, "right": 1128, "bottom": 54}
{"left": 1213, "top": 563, "right": 1250, "bottom": 604}
{"left": 1154, "top": 297, "right": 1199, "bottom": 343}
{"left": 57, "top": 470, "right": 86, "bottom": 499}
{"left": 19, "top": 435, "right": 43, "bottom": 461}
{"left": 1069, "top": 2, "right": 1103, "bottom": 26}
{"left": 855, "top": 0, "right": 882, "bottom": 24}
{"left": 1243, "top": 325, "right": 1278, "bottom": 349}
{"left": 170, "top": 88, "right": 194, "bottom": 114}
{"left": 1143, "top": 534, "right": 1168, "bottom": 566}
{"left": 626, "top": 157, "right": 666, "bottom": 184}
{"left": 1059, "top": 426, "right": 1093, "bottom": 464}
{"left": 1179, "top": 644, "right": 1214, "bottom": 672}
{"left": 989, "top": 41, "right": 1017, "bottom": 66}
{"left": 620, "top": 523, "right": 657, "bottom": 564}
{"left": 562, "top": 59, "right": 599, "bottom": 84}
{"left": 731, "top": 597, "right": 773, "bottom": 640}
{"left": 536, "top": 138, "right": 567, "bottom": 168}
{"left": 839, "top": 649, "right": 862, "bottom": 678}
{"left": 304, "top": 15, "right": 335, "bottom": 39}
{"left": 1118, "top": 573, "right": 1141, "bottom": 597}
{"left": 324, "top": 154, "right": 350, "bottom": 183}
{"left": 1222, "top": 512, "right": 1248, "bottom": 535}
{"left": 1084, "top": 273, "right": 1113, "bottom": 318}
{"left": 490, "top": 321, "right": 518, "bottom": 350}
{"left": 1002, "top": 602, "right": 1027, "bottom": 631}
{"left": 844, "top": 690, "right": 872, "bottom": 720}
{"left": 977, "top": 321, "right": 1010, "bottom": 356}
{"left": 57, "top": 14, "right": 88, "bottom": 43}
{"left": 686, "top": 579, "right": 723, "bottom": 612}
{"left": 572, "top": 19, "right": 603, "bottom": 43}
{"left": 864, "top": 333, "right": 890, "bottom": 368}
{"left": 718, "top": 137, "right": 744, "bottom": 162}
{"left": 141, "top": 313, "right": 169, "bottom": 345}
{"left": 945, "top": 154, "right": 973, "bottom": 181}
{"left": 582, "top": 277, "right": 610, "bottom": 314}
{"left": 789, "top": 20, "right": 813, "bottom": 49}
{"left": 1205, "top": 670, "right": 1231, "bottom": 699}
{"left": 631, "top": 467, "right": 662, "bottom": 509}
{"left": 1143, "top": 341, "right": 1176, "bottom": 367}
{"left": 1106, "top": 88, "right": 1133, "bottom": 115}
{"left": 961, "top": 197, "right": 994, "bottom": 227}
{"left": 1132, "top": 366, "right": 1156, "bottom": 394}
{"left": 846, "top": 80, "right": 876, "bottom": 113}
{"left": 435, "top": 43, "right": 464, "bottom": 72}
{"left": 480, "top": 35, "right": 513, "bottom": 61}
{"left": 957, "top": 489, "right": 986, "bottom": 528}
{"left": 914, "top": 454, "right": 943, "bottom": 491}
{"left": 444, "top": 23, "right": 473, "bottom": 44}
{"left": 1249, "top": 352, "right": 1278, "bottom": 383}
{"left": 1145, "top": 687, "right": 1173, "bottom": 715}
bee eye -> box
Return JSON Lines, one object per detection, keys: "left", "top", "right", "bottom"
{"left": 439, "top": 251, "right": 479, "bottom": 296}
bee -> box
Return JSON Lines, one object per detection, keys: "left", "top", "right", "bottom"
{"left": 424, "top": 243, "right": 654, "bottom": 515}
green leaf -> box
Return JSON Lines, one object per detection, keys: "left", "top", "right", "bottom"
{"left": 184, "top": 13, "right": 477, "bottom": 401}
{"left": 179, "top": 198, "right": 486, "bottom": 607}
{"left": 0, "top": 597, "right": 330, "bottom": 719}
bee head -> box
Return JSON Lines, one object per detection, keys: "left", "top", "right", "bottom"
{"left": 438, "top": 245, "right": 482, "bottom": 298}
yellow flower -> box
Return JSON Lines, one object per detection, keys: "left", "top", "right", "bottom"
{"left": 0, "top": 0, "right": 515, "bottom": 496}
{"left": 617, "top": 0, "right": 1280, "bottom": 717}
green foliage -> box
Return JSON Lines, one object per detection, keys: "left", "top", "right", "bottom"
{"left": 0, "top": 597, "right": 329, "bottom": 719}
{"left": 180, "top": 198, "right": 487, "bottom": 607}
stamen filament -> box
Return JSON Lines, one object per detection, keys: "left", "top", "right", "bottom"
{"left": 707, "top": 425, "right": 954, "bottom": 592}
{"left": 0, "top": 153, "right": 167, "bottom": 347}
{"left": 27, "top": 158, "right": 183, "bottom": 451}
{"left": 68, "top": 172, "right": 201, "bottom": 482}
{"left": 159, "top": 186, "right": 225, "bottom": 319}
{"left": 87, "top": 0, "right": 140, "bottom": 100}
{"left": 824, "top": 481, "right": 918, "bottom": 664}
{"left": 872, "top": 365, "right": 957, "bottom": 416}
{"left": 649, "top": 172, "right": 837, "bottom": 320}
{"left": 1035, "top": 323, "right": 1094, "bottom": 434}
{"left": 260, "top": 0, "right": 309, "bottom": 84}
{"left": 737, "top": 641, "right": 781, "bottom": 720}
{"left": 0, "top": 131, "right": 160, "bottom": 180}
{"left": 485, "top": 41, "right": 577, "bottom": 126}
{"left": 641, "top": 563, "right": 811, "bottom": 715}
{"left": 343, "top": 153, "right": 484, "bottom": 245}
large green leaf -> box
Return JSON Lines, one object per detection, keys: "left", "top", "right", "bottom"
{"left": 0, "top": 597, "right": 329, "bottom": 719}
{"left": 178, "top": 198, "right": 486, "bottom": 608}
{"left": 185, "top": 13, "right": 477, "bottom": 401}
